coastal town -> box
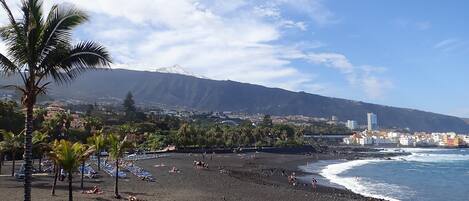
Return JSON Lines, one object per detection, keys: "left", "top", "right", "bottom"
{"left": 23, "top": 100, "right": 469, "bottom": 149}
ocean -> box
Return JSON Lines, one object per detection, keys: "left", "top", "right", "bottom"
{"left": 299, "top": 148, "right": 469, "bottom": 201}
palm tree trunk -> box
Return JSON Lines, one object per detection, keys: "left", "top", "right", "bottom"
{"left": 68, "top": 170, "right": 73, "bottom": 201}
{"left": 11, "top": 148, "right": 15, "bottom": 176}
{"left": 80, "top": 161, "right": 84, "bottom": 190}
{"left": 24, "top": 103, "right": 34, "bottom": 201}
{"left": 51, "top": 165, "right": 58, "bottom": 195}
{"left": 97, "top": 154, "right": 100, "bottom": 171}
{"left": 0, "top": 153, "right": 2, "bottom": 174}
{"left": 38, "top": 156, "right": 42, "bottom": 172}
{"left": 114, "top": 159, "right": 119, "bottom": 198}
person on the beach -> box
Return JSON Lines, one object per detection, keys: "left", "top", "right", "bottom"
{"left": 312, "top": 178, "right": 317, "bottom": 190}
{"left": 288, "top": 172, "right": 297, "bottom": 186}
{"left": 59, "top": 169, "right": 66, "bottom": 181}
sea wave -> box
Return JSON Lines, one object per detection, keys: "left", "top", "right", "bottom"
{"left": 319, "top": 159, "right": 401, "bottom": 201}
{"left": 381, "top": 148, "right": 469, "bottom": 163}
{"left": 401, "top": 153, "right": 469, "bottom": 163}
{"left": 316, "top": 148, "right": 468, "bottom": 201}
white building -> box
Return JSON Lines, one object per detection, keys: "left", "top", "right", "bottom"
{"left": 367, "top": 113, "right": 378, "bottom": 131}
{"left": 399, "top": 136, "right": 414, "bottom": 146}
{"left": 346, "top": 120, "right": 358, "bottom": 130}
{"left": 359, "top": 136, "right": 373, "bottom": 146}
{"left": 462, "top": 135, "right": 469, "bottom": 144}
{"left": 372, "top": 136, "right": 393, "bottom": 145}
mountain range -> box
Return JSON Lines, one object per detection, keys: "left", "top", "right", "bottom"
{"left": 1, "top": 68, "right": 468, "bottom": 132}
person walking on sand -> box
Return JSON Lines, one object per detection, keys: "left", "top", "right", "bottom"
{"left": 312, "top": 177, "right": 317, "bottom": 190}
{"left": 288, "top": 172, "right": 297, "bottom": 186}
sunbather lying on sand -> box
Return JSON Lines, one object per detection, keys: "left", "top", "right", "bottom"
{"left": 154, "top": 163, "right": 166, "bottom": 168}
{"left": 169, "top": 166, "right": 180, "bottom": 173}
{"left": 83, "top": 185, "right": 103, "bottom": 194}
{"left": 128, "top": 195, "right": 142, "bottom": 201}
{"left": 193, "top": 160, "right": 209, "bottom": 169}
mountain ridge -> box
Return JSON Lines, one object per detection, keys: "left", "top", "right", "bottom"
{"left": 1, "top": 68, "right": 468, "bottom": 132}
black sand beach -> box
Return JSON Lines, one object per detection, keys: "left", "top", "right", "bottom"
{"left": 0, "top": 147, "right": 402, "bottom": 201}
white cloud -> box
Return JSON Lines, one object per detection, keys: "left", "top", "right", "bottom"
{"left": 0, "top": 0, "right": 390, "bottom": 99}
{"left": 432, "top": 38, "right": 469, "bottom": 54}
{"left": 304, "top": 53, "right": 393, "bottom": 99}
{"left": 434, "top": 38, "right": 460, "bottom": 49}
{"left": 277, "top": 0, "right": 338, "bottom": 25}
{"left": 306, "top": 52, "right": 353, "bottom": 73}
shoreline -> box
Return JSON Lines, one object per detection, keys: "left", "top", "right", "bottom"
{"left": 297, "top": 147, "right": 467, "bottom": 201}
{"left": 287, "top": 146, "right": 412, "bottom": 201}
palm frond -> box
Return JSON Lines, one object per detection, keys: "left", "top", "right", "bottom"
{"left": 0, "top": 49, "right": 18, "bottom": 75}
{"left": 39, "top": 41, "right": 111, "bottom": 85}
{"left": 38, "top": 4, "right": 88, "bottom": 64}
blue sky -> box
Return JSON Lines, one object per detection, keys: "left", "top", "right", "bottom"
{"left": 2, "top": 0, "right": 468, "bottom": 117}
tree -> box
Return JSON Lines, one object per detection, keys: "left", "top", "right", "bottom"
{"left": 0, "top": 141, "right": 7, "bottom": 174}
{"left": 59, "top": 112, "right": 74, "bottom": 137}
{"left": 48, "top": 140, "right": 95, "bottom": 201}
{"left": 123, "top": 91, "right": 136, "bottom": 113}
{"left": 123, "top": 91, "right": 137, "bottom": 121}
{"left": 0, "top": 1, "right": 111, "bottom": 200}
{"left": 0, "top": 130, "right": 23, "bottom": 176}
{"left": 33, "top": 107, "right": 47, "bottom": 130}
{"left": 83, "top": 116, "right": 102, "bottom": 135}
{"left": 261, "top": 115, "right": 273, "bottom": 128}
{"left": 87, "top": 131, "right": 105, "bottom": 170}
{"left": 32, "top": 131, "right": 49, "bottom": 172}
{"left": 0, "top": 101, "right": 24, "bottom": 133}
{"left": 107, "top": 133, "right": 132, "bottom": 198}
{"left": 43, "top": 115, "right": 63, "bottom": 140}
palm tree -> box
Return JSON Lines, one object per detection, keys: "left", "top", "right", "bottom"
{"left": 107, "top": 134, "right": 132, "bottom": 198}
{"left": 48, "top": 140, "right": 95, "bottom": 201}
{"left": 32, "top": 131, "right": 49, "bottom": 172}
{"left": 83, "top": 116, "right": 102, "bottom": 136}
{"left": 0, "top": 142, "right": 6, "bottom": 174}
{"left": 87, "top": 130, "right": 105, "bottom": 171}
{"left": 49, "top": 140, "right": 59, "bottom": 196}
{"left": 0, "top": 1, "right": 111, "bottom": 199}
{"left": 43, "top": 115, "right": 63, "bottom": 140}
{"left": 0, "top": 130, "right": 23, "bottom": 176}
{"left": 80, "top": 131, "right": 105, "bottom": 190}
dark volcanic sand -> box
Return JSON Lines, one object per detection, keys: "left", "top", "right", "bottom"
{"left": 0, "top": 148, "right": 397, "bottom": 201}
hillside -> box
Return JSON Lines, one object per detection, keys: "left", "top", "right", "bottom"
{"left": 1, "top": 69, "right": 468, "bottom": 132}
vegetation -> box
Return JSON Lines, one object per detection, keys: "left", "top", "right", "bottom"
{"left": 0, "top": 92, "right": 352, "bottom": 200}
{"left": 0, "top": 1, "right": 111, "bottom": 200}
{"left": 32, "top": 131, "right": 49, "bottom": 172}
{"left": 0, "top": 130, "right": 23, "bottom": 176}
{"left": 87, "top": 131, "right": 105, "bottom": 170}
{"left": 0, "top": 0, "right": 110, "bottom": 201}
{"left": 0, "top": 101, "right": 23, "bottom": 133}
{"left": 48, "top": 140, "right": 95, "bottom": 201}
{"left": 107, "top": 133, "right": 132, "bottom": 198}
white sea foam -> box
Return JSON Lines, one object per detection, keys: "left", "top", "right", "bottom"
{"left": 320, "top": 159, "right": 401, "bottom": 201}
{"left": 318, "top": 148, "right": 468, "bottom": 201}
{"left": 402, "top": 153, "right": 469, "bottom": 163}
{"left": 380, "top": 148, "right": 469, "bottom": 163}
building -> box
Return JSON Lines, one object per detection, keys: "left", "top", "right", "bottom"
{"left": 399, "top": 135, "right": 414, "bottom": 146}
{"left": 367, "top": 113, "right": 378, "bottom": 131}
{"left": 346, "top": 120, "right": 357, "bottom": 130}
